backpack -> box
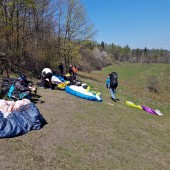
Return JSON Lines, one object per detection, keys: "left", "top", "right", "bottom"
{"left": 0, "top": 78, "right": 17, "bottom": 97}
{"left": 110, "top": 72, "right": 118, "bottom": 89}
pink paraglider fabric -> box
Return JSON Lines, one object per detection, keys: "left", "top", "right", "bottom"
{"left": 141, "top": 105, "right": 157, "bottom": 115}
{"left": 126, "top": 101, "right": 163, "bottom": 116}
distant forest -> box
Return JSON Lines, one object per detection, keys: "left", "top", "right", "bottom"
{"left": 0, "top": 0, "right": 169, "bottom": 78}
{"left": 97, "top": 41, "right": 170, "bottom": 63}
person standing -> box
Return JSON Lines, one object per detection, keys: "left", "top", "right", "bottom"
{"left": 106, "top": 72, "right": 119, "bottom": 102}
{"left": 41, "top": 68, "right": 53, "bottom": 90}
{"left": 72, "top": 65, "right": 78, "bottom": 80}
{"left": 58, "top": 62, "right": 64, "bottom": 76}
{"left": 68, "top": 64, "right": 73, "bottom": 75}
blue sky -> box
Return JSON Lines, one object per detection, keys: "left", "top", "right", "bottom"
{"left": 82, "top": 0, "right": 170, "bottom": 50}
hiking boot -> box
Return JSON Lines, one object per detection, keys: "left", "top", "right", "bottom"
{"left": 111, "top": 97, "right": 116, "bottom": 102}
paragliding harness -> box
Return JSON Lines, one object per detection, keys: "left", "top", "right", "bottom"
{"left": 0, "top": 78, "right": 31, "bottom": 100}
{"left": 110, "top": 72, "right": 118, "bottom": 89}
{"left": 0, "top": 78, "right": 17, "bottom": 97}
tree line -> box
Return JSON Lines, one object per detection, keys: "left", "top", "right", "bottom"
{"left": 98, "top": 42, "right": 170, "bottom": 63}
{"left": 0, "top": 0, "right": 95, "bottom": 77}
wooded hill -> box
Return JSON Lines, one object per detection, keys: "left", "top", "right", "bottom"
{"left": 0, "top": 0, "right": 96, "bottom": 77}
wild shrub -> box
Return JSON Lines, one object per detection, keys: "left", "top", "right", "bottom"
{"left": 146, "top": 75, "right": 159, "bottom": 92}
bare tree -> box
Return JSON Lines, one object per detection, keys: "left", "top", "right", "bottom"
{"left": 54, "top": 0, "right": 96, "bottom": 69}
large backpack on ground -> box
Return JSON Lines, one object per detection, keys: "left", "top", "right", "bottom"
{"left": 0, "top": 78, "right": 17, "bottom": 97}
{"left": 110, "top": 72, "right": 118, "bottom": 89}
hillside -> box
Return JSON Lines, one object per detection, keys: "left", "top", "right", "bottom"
{"left": 79, "top": 47, "right": 111, "bottom": 72}
{"left": 0, "top": 63, "right": 170, "bottom": 170}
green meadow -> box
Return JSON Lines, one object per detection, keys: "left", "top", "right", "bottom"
{"left": 76, "top": 63, "right": 170, "bottom": 169}
{"left": 80, "top": 63, "right": 169, "bottom": 112}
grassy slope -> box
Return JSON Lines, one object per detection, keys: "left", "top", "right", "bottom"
{"left": 0, "top": 63, "right": 170, "bottom": 170}
{"left": 76, "top": 63, "right": 170, "bottom": 169}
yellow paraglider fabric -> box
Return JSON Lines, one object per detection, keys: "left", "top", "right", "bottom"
{"left": 56, "top": 81, "right": 70, "bottom": 90}
{"left": 126, "top": 101, "right": 143, "bottom": 110}
{"left": 85, "top": 86, "right": 101, "bottom": 96}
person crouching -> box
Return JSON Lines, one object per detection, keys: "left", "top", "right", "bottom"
{"left": 41, "top": 68, "right": 53, "bottom": 90}
{"left": 12, "top": 75, "right": 36, "bottom": 99}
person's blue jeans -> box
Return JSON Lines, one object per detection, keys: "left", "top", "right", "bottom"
{"left": 110, "top": 87, "right": 116, "bottom": 99}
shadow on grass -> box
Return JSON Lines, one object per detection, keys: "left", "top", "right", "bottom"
{"left": 55, "top": 88, "right": 65, "bottom": 91}
{"left": 78, "top": 74, "right": 102, "bottom": 82}
{"left": 31, "top": 94, "right": 45, "bottom": 104}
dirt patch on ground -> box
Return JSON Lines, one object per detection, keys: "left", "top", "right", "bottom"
{"left": 0, "top": 87, "right": 86, "bottom": 169}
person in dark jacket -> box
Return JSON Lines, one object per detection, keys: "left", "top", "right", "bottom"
{"left": 12, "top": 75, "right": 36, "bottom": 99}
{"left": 41, "top": 68, "right": 53, "bottom": 90}
{"left": 72, "top": 65, "right": 78, "bottom": 80}
{"left": 106, "top": 72, "right": 119, "bottom": 102}
{"left": 58, "top": 62, "right": 64, "bottom": 76}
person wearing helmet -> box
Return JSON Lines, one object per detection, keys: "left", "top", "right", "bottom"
{"left": 18, "top": 74, "right": 28, "bottom": 85}
{"left": 41, "top": 68, "right": 53, "bottom": 90}
{"left": 12, "top": 75, "right": 35, "bottom": 99}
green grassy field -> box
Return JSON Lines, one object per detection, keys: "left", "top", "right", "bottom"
{"left": 79, "top": 63, "right": 170, "bottom": 113}
{"left": 0, "top": 63, "right": 169, "bottom": 170}
{"left": 76, "top": 63, "right": 170, "bottom": 169}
